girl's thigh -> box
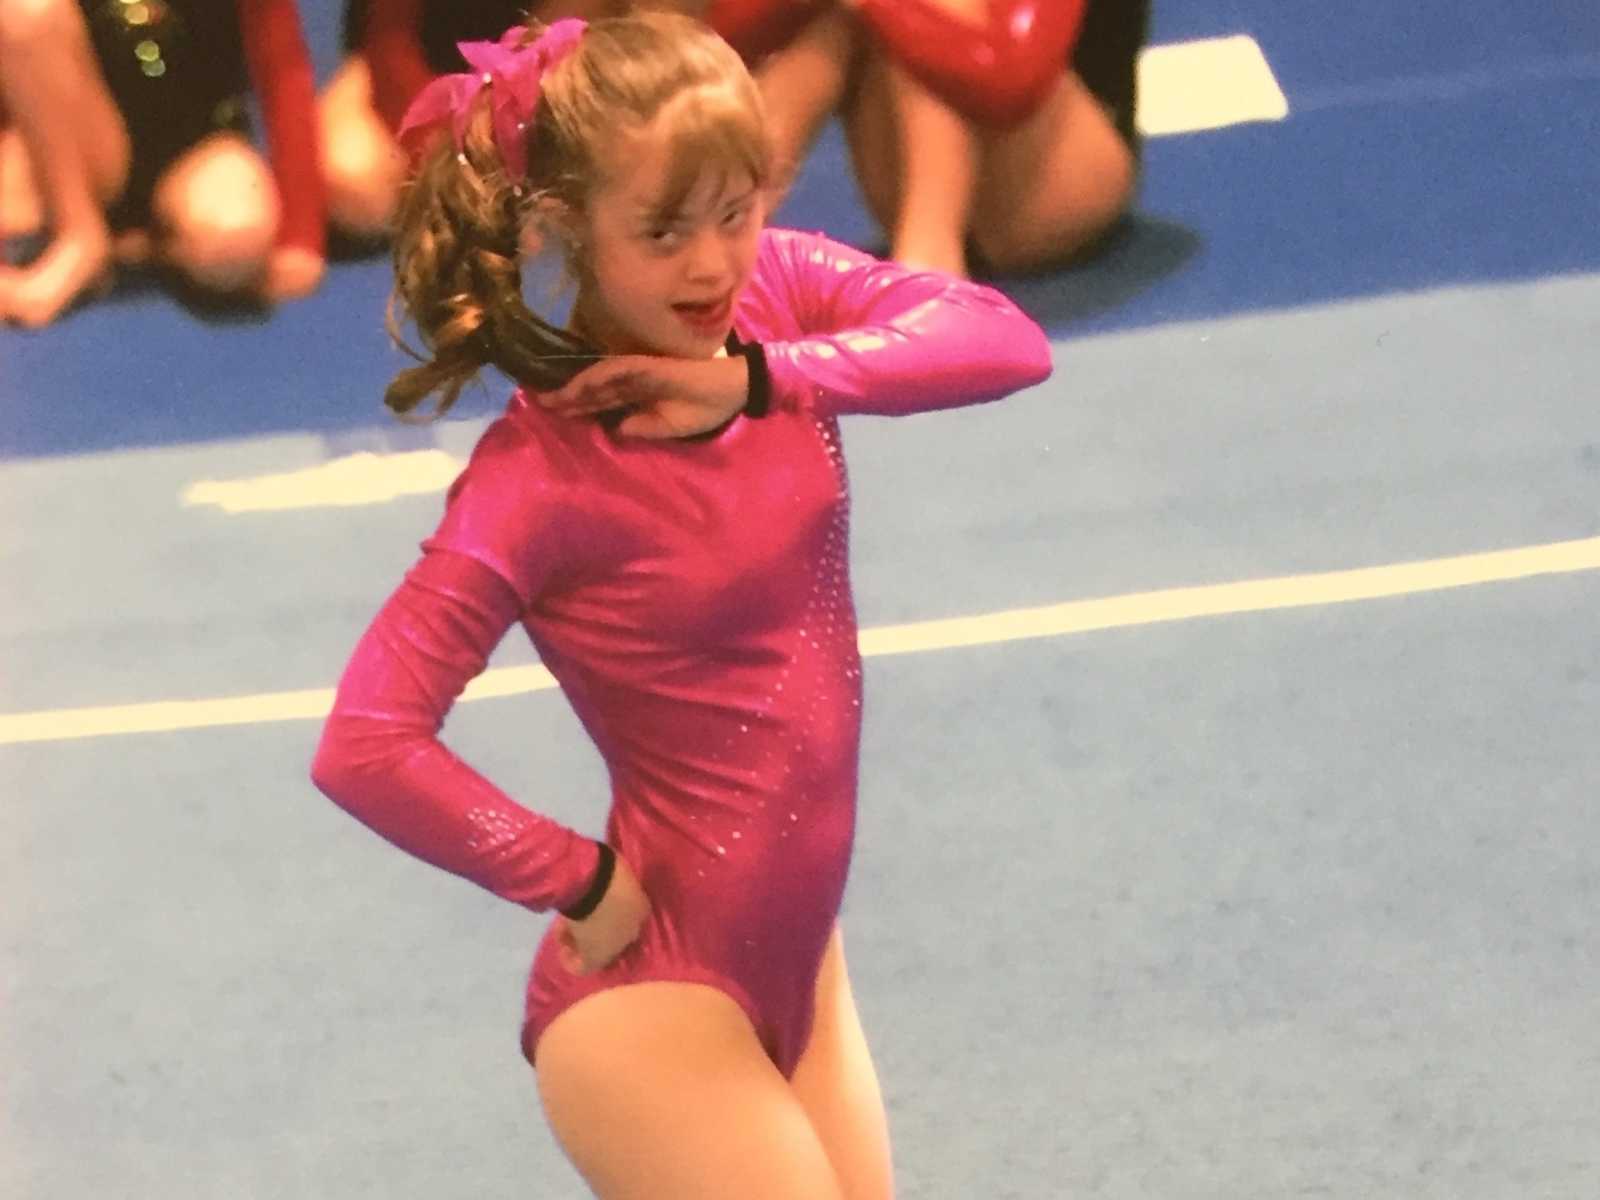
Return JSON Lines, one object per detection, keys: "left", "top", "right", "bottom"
{"left": 0, "top": 126, "right": 43, "bottom": 236}
{"left": 790, "top": 924, "right": 895, "bottom": 1200}
{"left": 841, "top": 50, "right": 901, "bottom": 233}
{"left": 534, "top": 981, "right": 846, "bottom": 1200}
{"left": 972, "top": 70, "right": 1135, "bottom": 271}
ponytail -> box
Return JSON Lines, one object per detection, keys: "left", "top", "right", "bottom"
{"left": 384, "top": 106, "right": 598, "bottom": 419}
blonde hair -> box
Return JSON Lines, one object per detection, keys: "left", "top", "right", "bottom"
{"left": 385, "top": 11, "right": 773, "bottom": 419}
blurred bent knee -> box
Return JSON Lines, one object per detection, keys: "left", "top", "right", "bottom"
{"left": 971, "top": 76, "right": 1138, "bottom": 274}
{"left": 155, "top": 134, "right": 279, "bottom": 292}
{"left": 319, "top": 56, "right": 406, "bottom": 237}
{"left": 972, "top": 146, "right": 1135, "bottom": 273}
{"left": 321, "top": 114, "right": 405, "bottom": 236}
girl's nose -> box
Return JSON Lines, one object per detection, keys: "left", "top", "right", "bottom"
{"left": 684, "top": 229, "right": 732, "bottom": 282}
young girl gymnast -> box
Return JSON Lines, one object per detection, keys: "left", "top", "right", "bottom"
{"left": 310, "top": 12, "right": 1050, "bottom": 1198}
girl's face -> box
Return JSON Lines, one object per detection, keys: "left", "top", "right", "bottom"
{"left": 570, "top": 114, "right": 766, "bottom": 360}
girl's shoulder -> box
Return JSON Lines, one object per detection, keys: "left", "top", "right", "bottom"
{"left": 444, "top": 393, "right": 589, "bottom": 510}
{"left": 424, "top": 396, "right": 594, "bottom": 604}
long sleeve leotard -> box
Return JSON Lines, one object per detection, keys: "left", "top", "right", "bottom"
{"left": 311, "top": 228, "right": 1051, "bottom": 1074}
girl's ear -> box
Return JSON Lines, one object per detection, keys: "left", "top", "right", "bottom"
{"left": 536, "top": 196, "right": 580, "bottom": 236}
{"left": 521, "top": 197, "right": 582, "bottom": 259}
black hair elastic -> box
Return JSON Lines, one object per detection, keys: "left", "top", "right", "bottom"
{"left": 558, "top": 841, "right": 616, "bottom": 920}
{"left": 730, "top": 338, "right": 772, "bottom": 418}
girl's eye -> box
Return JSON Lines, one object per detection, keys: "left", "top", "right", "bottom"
{"left": 647, "top": 228, "right": 682, "bottom": 248}
{"left": 722, "top": 204, "right": 751, "bottom": 228}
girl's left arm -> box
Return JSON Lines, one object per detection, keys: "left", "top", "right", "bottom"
{"left": 754, "top": 228, "right": 1054, "bottom": 418}
{"left": 237, "top": 0, "right": 327, "bottom": 258}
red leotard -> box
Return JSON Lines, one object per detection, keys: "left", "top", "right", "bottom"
{"left": 311, "top": 228, "right": 1052, "bottom": 1075}
{"left": 855, "top": 0, "right": 1089, "bottom": 128}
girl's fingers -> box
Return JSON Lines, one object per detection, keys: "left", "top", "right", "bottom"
{"left": 543, "top": 372, "right": 634, "bottom": 414}
{"left": 618, "top": 404, "right": 723, "bottom": 440}
{"left": 616, "top": 410, "right": 679, "bottom": 439}
{"left": 560, "top": 390, "right": 622, "bottom": 416}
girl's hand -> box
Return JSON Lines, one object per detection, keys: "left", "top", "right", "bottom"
{"left": 557, "top": 852, "right": 652, "bottom": 975}
{"left": 538, "top": 354, "right": 750, "bottom": 439}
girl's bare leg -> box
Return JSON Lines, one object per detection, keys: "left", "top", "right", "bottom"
{"left": 317, "top": 54, "right": 408, "bottom": 239}
{"left": 752, "top": 5, "right": 860, "bottom": 196}
{"left": 789, "top": 924, "right": 896, "bottom": 1200}
{"left": 151, "top": 131, "right": 279, "bottom": 296}
{"left": 969, "top": 69, "right": 1135, "bottom": 273}
{"left": 845, "top": 48, "right": 978, "bottom": 276}
{"left": 0, "top": 0, "right": 131, "bottom": 326}
{"left": 535, "top": 982, "right": 848, "bottom": 1200}
{"left": 0, "top": 125, "right": 44, "bottom": 238}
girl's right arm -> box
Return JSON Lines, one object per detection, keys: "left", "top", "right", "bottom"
{"left": 538, "top": 229, "right": 1053, "bottom": 434}
{"left": 310, "top": 547, "right": 606, "bottom": 915}
{"left": 753, "top": 228, "right": 1054, "bottom": 418}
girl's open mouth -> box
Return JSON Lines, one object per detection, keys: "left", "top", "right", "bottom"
{"left": 672, "top": 294, "right": 733, "bottom": 331}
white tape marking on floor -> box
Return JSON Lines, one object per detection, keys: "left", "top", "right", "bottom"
{"left": 1137, "top": 34, "right": 1290, "bottom": 137}
{"left": 5, "top": 536, "right": 1597, "bottom": 746}
{"left": 181, "top": 450, "right": 462, "bottom": 514}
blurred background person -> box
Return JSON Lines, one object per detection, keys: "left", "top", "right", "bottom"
{"left": 317, "top": 0, "right": 832, "bottom": 240}
{"left": 650, "top": 0, "right": 1152, "bottom": 279}
{"left": 840, "top": 0, "right": 1149, "bottom": 277}
{"left": 317, "top": 0, "right": 605, "bottom": 242}
{"left": 0, "top": 0, "right": 326, "bottom": 328}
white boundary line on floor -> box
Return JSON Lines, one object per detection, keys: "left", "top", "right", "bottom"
{"left": 4, "top": 535, "right": 1597, "bottom": 747}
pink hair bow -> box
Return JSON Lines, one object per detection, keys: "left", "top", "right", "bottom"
{"left": 396, "top": 19, "right": 587, "bottom": 181}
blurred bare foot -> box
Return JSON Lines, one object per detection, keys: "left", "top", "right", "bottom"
{"left": 1, "top": 232, "right": 112, "bottom": 327}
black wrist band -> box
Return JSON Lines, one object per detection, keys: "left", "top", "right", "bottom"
{"left": 733, "top": 339, "right": 772, "bottom": 418}
{"left": 558, "top": 841, "right": 616, "bottom": 920}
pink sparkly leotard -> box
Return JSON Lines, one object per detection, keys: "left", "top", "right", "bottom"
{"left": 310, "top": 227, "right": 1052, "bottom": 1076}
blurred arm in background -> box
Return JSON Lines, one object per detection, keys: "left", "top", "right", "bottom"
{"left": 0, "top": 0, "right": 131, "bottom": 326}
